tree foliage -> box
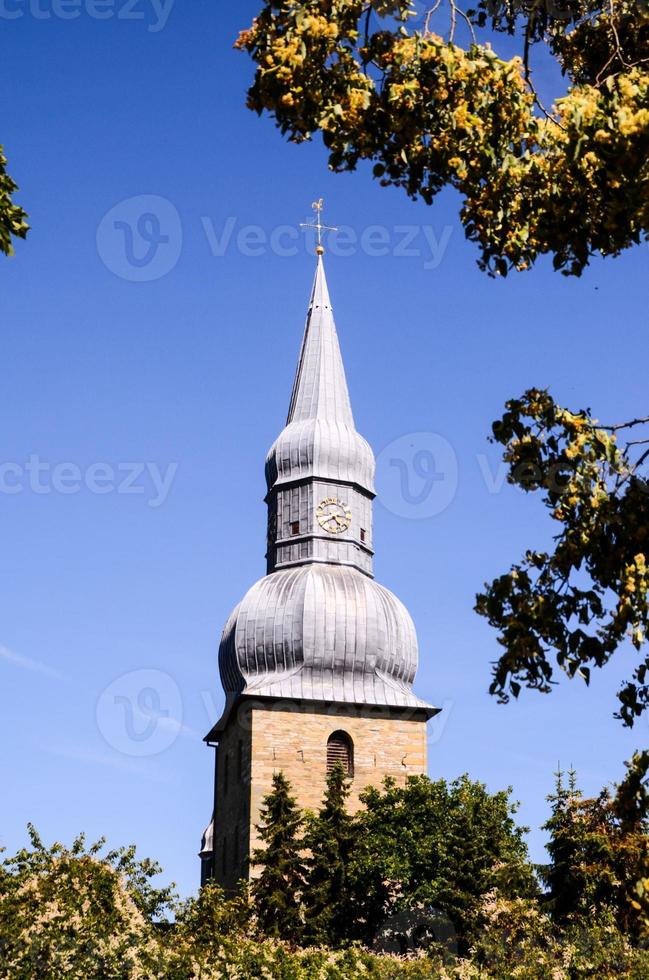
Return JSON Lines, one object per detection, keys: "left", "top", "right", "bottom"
{"left": 350, "top": 773, "right": 537, "bottom": 948}
{"left": 540, "top": 756, "right": 649, "bottom": 940}
{"left": 0, "top": 145, "right": 28, "bottom": 257}
{"left": 476, "top": 388, "right": 649, "bottom": 725}
{"left": 303, "top": 762, "right": 357, "bottom": 946}
{"left": 0, "top": 824, "right": 172, "bottom": 979}
{"left": 250, "top": 771, "right": 307, "bottom": 942}
{"left": 236, "top": 0, "right": 649, "bottom": 276}
{"left": 1, "top": 804, "right": 647, "bottom": 978}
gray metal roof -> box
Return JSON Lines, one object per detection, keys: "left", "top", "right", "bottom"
{"left": 208, "top": 257, "right": 437, "bottom": 737}
{"left": 218, "top": 563, "right": 433, "bottom": 713}
{"left": 266, "top": 258, "right": 375, "bottom": 496}
{"left": 287, "top": 255, "right": 354, "bottom": 427}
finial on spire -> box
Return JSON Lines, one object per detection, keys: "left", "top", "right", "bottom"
{"left": 300, "top": 198, "right": 338, "bottom": 255}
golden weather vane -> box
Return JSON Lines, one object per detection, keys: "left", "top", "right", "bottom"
{"left": 300, "top": 198, "right": 338, "bottom": 255}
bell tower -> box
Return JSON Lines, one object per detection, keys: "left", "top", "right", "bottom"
{"left": 201, "top": 206, "right": 437, "bottom": 889}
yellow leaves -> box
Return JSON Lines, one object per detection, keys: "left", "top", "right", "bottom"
{"left": 618, "top": 108, "right": 649, "bottom": 137}
{"left": 299, "top": 14, "right": 339, "bottom": 40}
{"left": 235, "top": 28, "right": 255, "bottom": 51}
{"left": 237, "top": 3, "right": 649, "bottom": 275}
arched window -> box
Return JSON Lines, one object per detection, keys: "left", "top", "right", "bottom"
{"left": 327, "top": 730, "right": 354, "bottom": 777}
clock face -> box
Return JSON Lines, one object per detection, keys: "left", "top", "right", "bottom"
{"left": 317, "top": 497, "right": 352, "bottom": 534}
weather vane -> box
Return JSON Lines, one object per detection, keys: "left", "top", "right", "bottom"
{"left": 300, "top": 198, "right": 338, "bottom": 255}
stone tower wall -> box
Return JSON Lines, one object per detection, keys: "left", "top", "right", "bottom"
{"left": 212, "top": 700, "right": 428, "bottom": 891}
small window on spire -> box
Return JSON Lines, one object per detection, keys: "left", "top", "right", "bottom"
{"left": 291, "top": 521, "right": 300, "bottom": 536}
{"left": 360, "top": 528, "right": 366, "bottom": 543}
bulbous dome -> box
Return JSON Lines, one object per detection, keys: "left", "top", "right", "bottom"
{"left": 218, "top": 564, "right": 429, "bottom": 711}
{"left": 265, "top": 418, "right": 375, "bottom": 494}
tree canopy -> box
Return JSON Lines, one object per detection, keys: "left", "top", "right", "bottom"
{"left": 541, "top": 754, "right": 649, "bottom": 939}
{"left": 250, "top": 770, "right": 307, "bottom": 942}
{"left": 236, "top": 0, "right": 649, "bottom": 276}
{"left": 351, "top": 772, "right": 537, "bottom": 948}
{"left": 476, "top": 389, "right": 649, "bottom": 726}
{"left": 302, "top": 762, "right": 357, "bottom": 946}
{"left": 2, "top": 785, "right": 648, "bottom": 979}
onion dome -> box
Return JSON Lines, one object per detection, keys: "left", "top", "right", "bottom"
{"left": 218, "top": 563, "right": 431, "bottom": 712}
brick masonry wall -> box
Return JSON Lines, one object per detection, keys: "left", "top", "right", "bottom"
{"left": 212, "top": 699, "right": 428, "bottom": 890}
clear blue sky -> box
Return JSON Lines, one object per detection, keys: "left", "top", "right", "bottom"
{"left": 1, "top": 2, "right": 645, "bottom": 898}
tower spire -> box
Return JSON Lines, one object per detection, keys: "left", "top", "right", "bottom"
{"left": 286, "top": 253, "right": 354, "bottom": 426}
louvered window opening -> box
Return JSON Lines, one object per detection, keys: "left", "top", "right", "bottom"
{"left": 327, "top": 731, "right": 354, "bottom": 777}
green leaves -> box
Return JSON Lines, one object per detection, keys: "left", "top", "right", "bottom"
{"left": 477, "top": 389, "right": 649, "bottom": 725}
{"left": 302, "top": 763, "right": 357, "bottom": 946}
{"left": 350, "top": 773, "right": 537, "bottom": 949}
{"left": 251, "top": 771, "right": 307, "bottom": 943}
{"left": 0, "top": 830, "right": 174, "bottom": 979}
{"left": 541, "top": 761, "right": 649, "bottom": 939}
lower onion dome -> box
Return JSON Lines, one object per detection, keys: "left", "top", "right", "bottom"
{"left": 217, "top": 563, "right": 432, "bottom": 713}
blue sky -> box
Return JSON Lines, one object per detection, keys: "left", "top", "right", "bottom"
{"left": 1, "top": 2, "right": 646, "bottom": 898}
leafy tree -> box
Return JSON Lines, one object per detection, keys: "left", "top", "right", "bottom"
{"left": 169, "top": 880, "right": 255, "bottom": 978}
{"left": 349, "top": 773, "right": 537, "bottom": 948}
{"left": 0, "top": 824, "right": 173, "bottom": 980}
{"left": 2, "top": 820, "right": 649, "bottom": 977}
{"left": 472, "top": 893, "right": 648, "bottom": 980}
{"left": 540, "top": 758, "right": 649, "bottom": 940}
{"left": 476, "top": 389, "right": 649, "bottom": 725}
{"left": 236, "top": 1, "right": 649, "bottom": 276}
{"left": 251, "top": 771, "right": 307, "bottom": 943}
{"left": 303, "top": 762, "right": 357, "bottom": 946}
{"left": 540, "top": 768, "right": 586, "bottom": 922}
{"left": 0, "top": 145, "right": 28, "bottom": 256}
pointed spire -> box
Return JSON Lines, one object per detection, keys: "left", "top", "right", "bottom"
{"left": 286, "top": 256, "right": 354, "bottom": 426}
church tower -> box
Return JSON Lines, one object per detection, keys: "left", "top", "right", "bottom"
{"left": 201, "top": 230, "right": 437, "bottom": 889}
